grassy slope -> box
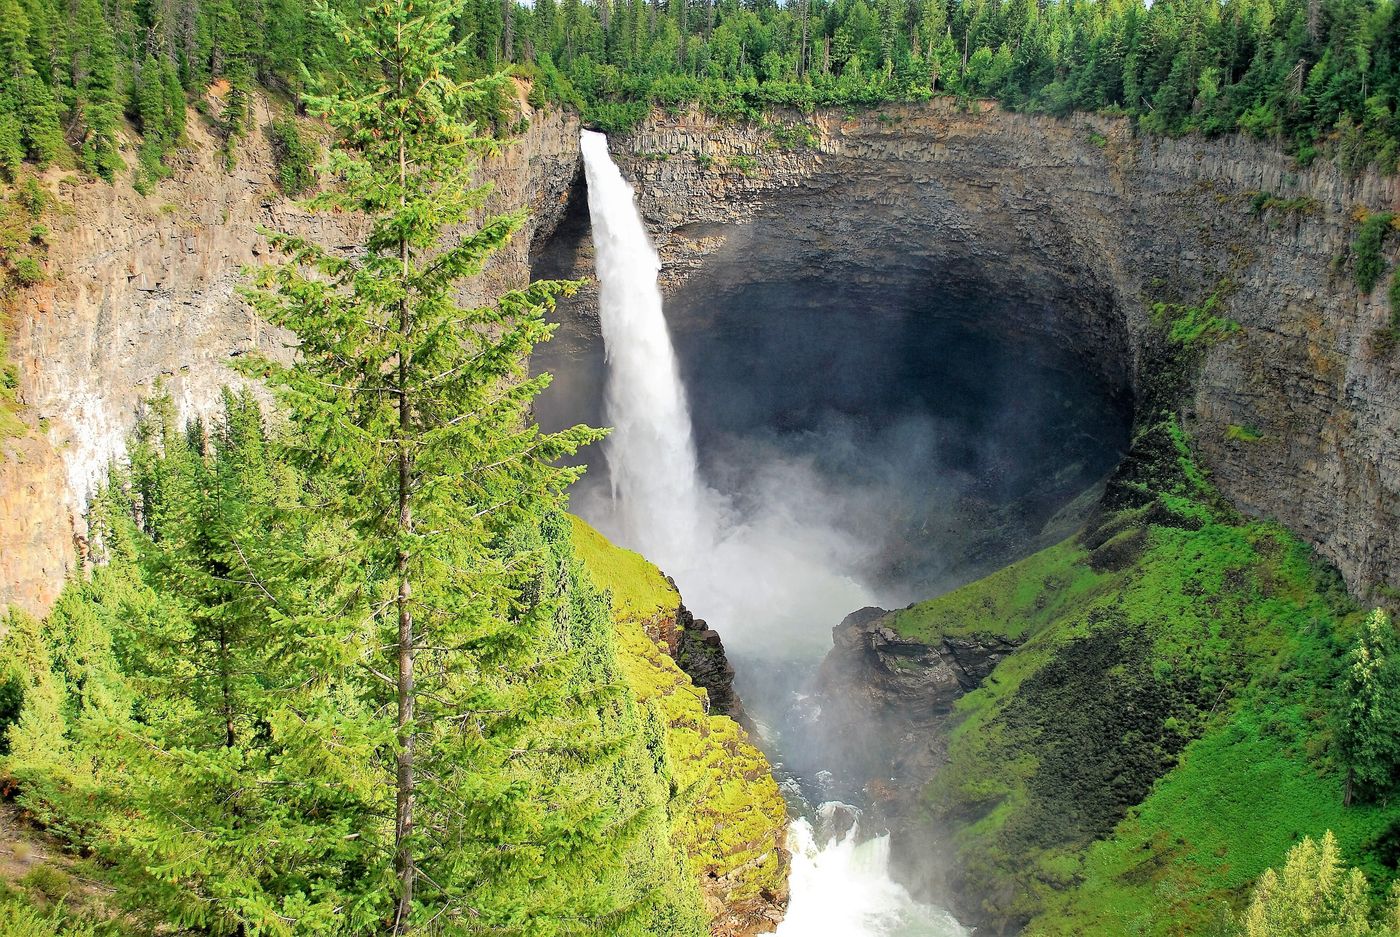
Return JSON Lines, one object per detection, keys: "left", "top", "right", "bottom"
{"left": 569, "top": 516, "right": 789, "bottom": 907}
{"left": 898, "top": 497, "right": 1389, "bottom": 933}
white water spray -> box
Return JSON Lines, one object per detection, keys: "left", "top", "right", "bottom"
{"left": 778, "top": 812, "right": 966, "bottom": 937}
{"left": 578, "top": 129, "right": 963, "bottom": 937}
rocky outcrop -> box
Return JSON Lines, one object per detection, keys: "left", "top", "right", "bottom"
{"left": 553, "top": 101, "right": 1400, "bottom": 601}
{"left": 0, "top": 91, "right": 581, "bottom": 618}
{"left": 670, "top": 604, "right": 744, "bottom": 723}
{"left": 811, "top": 606, "right": 1020, "bottom": 818}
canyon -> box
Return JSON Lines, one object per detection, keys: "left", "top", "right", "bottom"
{"left": 3, "top": 91, "right": 1400, "bottom": 933}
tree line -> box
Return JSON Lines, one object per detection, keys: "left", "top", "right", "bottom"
{"left": 7, "top": 0, "right": 1400, "bottom": 185}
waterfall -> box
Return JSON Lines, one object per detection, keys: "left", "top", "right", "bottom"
{"left": 578, "top": 129, "right": 964, "bottom": 937}
{"left": 580, "top": 129, "right": 717, "bottom": 573}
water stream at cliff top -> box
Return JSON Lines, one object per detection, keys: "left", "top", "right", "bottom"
{"left": 578, "top": 129, "right": 965, "bottom": 937}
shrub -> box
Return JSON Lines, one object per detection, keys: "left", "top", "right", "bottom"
{"left": 11, "top": 256, "right": 43, "bottom": 286}
{"left": 1352, "top": 210, "right": 1395, "bottom": 293}
{"left": 268, "top": 118, "right": 318, "bottom": 196}
{"left": 1152, "top": 281, "right": 1241, "bottom": 347}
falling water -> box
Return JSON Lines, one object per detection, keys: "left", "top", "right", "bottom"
{"left": 579, "top": 129, "right": 964, "bottom": 937}
{"left": 579, "top": 129, "right": 716, "bottom": 572}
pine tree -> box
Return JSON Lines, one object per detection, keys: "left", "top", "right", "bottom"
{"left": 96, "top": 392, "right": 390, "bottom": 934}
{"left": 1240, "top": 831, "right": 1400, "bottom": 937}
{"left": 1338, "top": 608, "right": 1400, "bottom": 804}
{"left": 0, "top": 0, "right": 64, "bottom": 169}
{"left": 70, "top": 0, "right": 123, "bottom": 180}
{"left": 237, "top": 0, "right": 702, "bottom": 929}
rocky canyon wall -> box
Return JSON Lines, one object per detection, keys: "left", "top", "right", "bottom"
{"left": 578, "top": 101, "right": 1400, "bottom": 600}
{"left": 0, "top": 93, "right": 580, "bottom": 617}
{"left": 6, "top": 94, "right": 1400, "bottom": 628}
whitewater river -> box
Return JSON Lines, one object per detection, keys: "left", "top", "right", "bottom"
{"left": 577, "top": 129, "right": 967, "bottom": 937}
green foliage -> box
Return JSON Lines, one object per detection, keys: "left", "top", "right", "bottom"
{"left": 1338, "top": 610, "right": 1400, "bottom": 804}
{"left": 132, "top": 54, "right": 187, "bottom": 193}
{"left": 234, "top": 0, "right": 707, "bottom": 930}
{"left": 569, "top": 515, "right": 679, "bottom": 619}
{"left": 728, "top": 154, "right": 757, "bottom": 175}
{"left": 1152, "top": 281, "right": 1241, "bottom": 348}
{"left": 71, "top": 0, "right": 123, "bottom": 181}
{"left": 0, "top": 174, "right": 50, "bottom": 439}
{"left": 1, "top": 392, "right": 721, "bottom": 936}
{"left": 1381, "top": 271, "right": 1400, "bottom": 355}
{"left": 910, "top": 418, "right": 1378, "bottom": 934}
{"left": 1226, "top": 423, "right": 1264, "bottom": 443}
{"left": 570, "top": 516, "right": 789, "bottom": 910}
{"left": 1353, "top": 212, "right": 1397, "bottom": 294}
{"left": 509, "top": 0, "right": 1400, "bottom": 172}
{"left": 1250, "top": 192, "right": 1320, "bottom": 218}
{"left": 1239, "top": 832, "right": 1400, "bottom": 937}
{"left": 268, "top": 117, "right": 317, "bottom": 195}
{"left": 7, "top": 0, "right": 1400, "bottom": 180}
{"left": 0, "top": 894, "right": 112, "bottom": 937}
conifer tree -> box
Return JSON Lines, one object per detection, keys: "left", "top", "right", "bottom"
{"left": 1240, "top": 831, "right": 1400, "bottom": 937}
{"left": 95, "top": 392, "right": 390, "bottom": 934}
{"left": 1338, "top": 608, "right": 1400, "bottom": 804}
{"left": 0, "top": 0, "right": 64, "bottom": 171}
{"left": 70, "top": 0, "right": 123, "bottom": 179}
{"left": 238, "top": 0, "right": 700, "bottom": 929}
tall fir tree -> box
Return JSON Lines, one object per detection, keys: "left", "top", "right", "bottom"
{"left": 240, "top": 0, "right": 701, "bottom": 930}
{"left": 70, "top": 0, "right": 124, "bottom": 180}
{"left": 88, "top": 392, "right": 390, "bottom": 934}
{"left": 0, "top": 0, "right": 64, "bottom": 173}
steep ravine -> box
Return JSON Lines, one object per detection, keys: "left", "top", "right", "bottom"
{"left": 5, "top": 95, "right": 1400, "bottom": 935}
{"left": 533, "top": 101, "right": 1400, "bottom": 933}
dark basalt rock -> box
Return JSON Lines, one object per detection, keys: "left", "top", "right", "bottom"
{"left": 810, "top": 607, "right": 1022, "bottom": 812}
{"left": 674, "top": 603, "right": 746, "bottom": 724}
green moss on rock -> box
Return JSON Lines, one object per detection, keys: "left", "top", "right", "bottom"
{"left": 570, "top": 516, "right": 790, "bottom": 922}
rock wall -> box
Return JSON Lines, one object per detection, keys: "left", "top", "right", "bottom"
{"left": 576, "top": 101, "right": 1400, "bottom": 600}
{"left": 0, "top": 93, "right": 581, "bottom": 618}
{"left": 12, "top": 96, "right": 1396, "bottom": 610}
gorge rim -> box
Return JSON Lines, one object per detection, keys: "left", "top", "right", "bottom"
{"left": 532, "top": 129, "right": 1134, "bottom": 933}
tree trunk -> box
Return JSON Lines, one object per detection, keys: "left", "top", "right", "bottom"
{"left": 391, "top": 21, "right": 416, "bottom": 936}
{"left": 219, "top": 619, "right": 236, "bottom": 749}
{"left": 798, "top": 0, "right": 809, "bottom": 77}
{"left": 503, "top": 0, "right": 514, "bottom": 63}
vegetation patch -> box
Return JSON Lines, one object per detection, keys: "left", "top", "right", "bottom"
{"left": 1226, "top": 423, "right": 1264, "bottom": 443}
{"left": 1247, "top": 191, "right": 1319, "bottom": 218}
{"left": 0, "top": 175, "right": 51, "bottom": 440}
{"left": 1151, "top": 280, "right": 1241, "bottom": 348}
{"left": 917, "top": 417, "right": 1378, "bottom": 935}
{"left": 570, "top": 515, "right": 789, "bottom": 909}
{"left": 1351, "top": 210, "right": 1398, "bottom": 294}
{"left": 268, "top": 117, "right": 318, "bottom": 196}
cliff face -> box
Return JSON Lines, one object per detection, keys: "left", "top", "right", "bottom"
{"left": 584, "top": 102, "right": 1400, "bottom": 602}
{"left": 0, "top": 93, "right": 580, "bottom": 617}
{"left": 12, "top": 97, "right": 1395, "bottom": 618}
